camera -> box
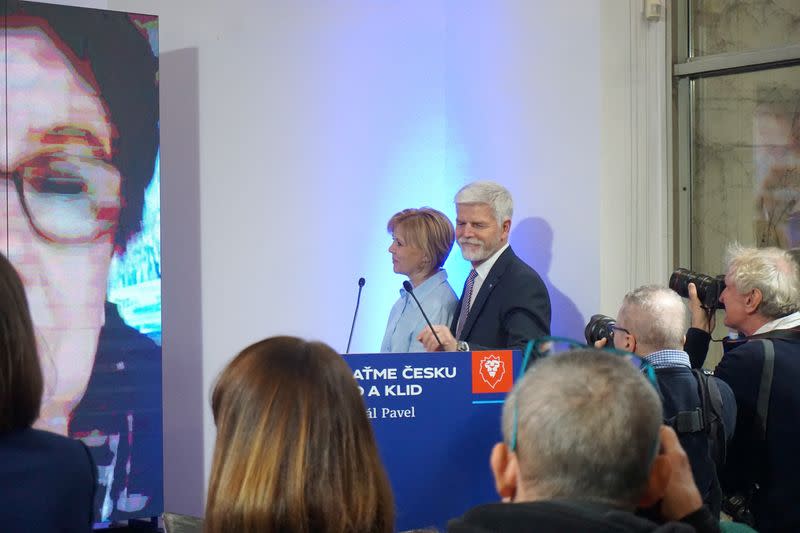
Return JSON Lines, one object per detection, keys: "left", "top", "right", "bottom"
{"left": 668, "top": 268, "right": 726, "bottom": 310}
{"left": 584, "top": 314, "right": 617, "bottom": 347}
{"left": 722, "top": 492, "right": 756, "bottom": 526}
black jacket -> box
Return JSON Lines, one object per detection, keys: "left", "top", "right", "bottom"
{"left": 451, "top": 246, "right": 550, "bottom": 351}
{"left": 0, "top": 428, "right": 97, "bottom": 532}
{"left": 655, "top": 366, "right": 736, "bottom": 517}
{"left": 714, "top": 327, "right": 800, "bottom": 533}
{"left": 684, "top": 328, "right": 712, "bottom": 369}
{"left": 448, "top": 500, "right": 720, "bottom": 533}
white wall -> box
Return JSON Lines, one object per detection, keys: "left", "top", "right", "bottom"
{"left": 36, "top": 0, "right": 670, "bottom": 517}
{"left": 600, "top": 0, "right": 671, "bottom": 309}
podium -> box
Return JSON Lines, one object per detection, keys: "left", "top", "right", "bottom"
{"left": 343, "top": 350, "right": 521, "bottom": 531}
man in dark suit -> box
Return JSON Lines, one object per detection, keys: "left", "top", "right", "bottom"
{"left": 713, "top": 244, "right": 800, "bottom": 533}
{"left": 419, "top": 181, "right": 550, "bottom": 352}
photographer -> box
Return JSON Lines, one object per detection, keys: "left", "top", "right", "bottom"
{"left": 600, "top": 285, "right": 736, "bottom": 517}
{"left": 713, "top": 244, "right": 800, "bottom": 532}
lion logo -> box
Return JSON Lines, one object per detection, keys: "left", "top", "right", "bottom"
{"left": 479, "top": 354, "right": 506, "bottom": 389}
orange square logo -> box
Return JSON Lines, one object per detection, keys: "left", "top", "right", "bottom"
{"left": 471, "top": 350, "right": 514, "bottom": 394}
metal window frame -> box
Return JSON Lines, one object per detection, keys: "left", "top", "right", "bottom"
{"left": 671, "top": 0, "right": 800, "bottom": 268}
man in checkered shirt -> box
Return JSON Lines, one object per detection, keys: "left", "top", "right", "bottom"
{"left": 609, "top": 285, "right": 736, "bottom": 518}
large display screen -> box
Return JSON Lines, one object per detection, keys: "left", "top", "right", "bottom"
{"left": 1, "top": 1, "right": 162, "bottom": 522}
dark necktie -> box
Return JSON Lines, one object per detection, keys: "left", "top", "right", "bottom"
{"left": 455, "top": 269, "right": 478, "bottom": 339}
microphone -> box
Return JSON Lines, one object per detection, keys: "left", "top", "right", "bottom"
{"left": 403, "top": 280, "right": 443, "bottom": 348}
{"left": 346, "top": 277, "right": 366, "bottom": 354}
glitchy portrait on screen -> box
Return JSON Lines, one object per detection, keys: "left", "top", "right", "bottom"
{"left": 1, "top": 1, "right": 162, "bottom": 522}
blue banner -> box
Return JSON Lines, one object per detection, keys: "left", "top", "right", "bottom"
{"left": 343, "top": 350, "right": 521, "bottom": 531}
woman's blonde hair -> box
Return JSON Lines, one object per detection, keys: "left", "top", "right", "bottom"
{"left": 388, "top": 207, "right": 455, "bottom": 272}
{"left": 205, "top": 336, "right": 394, "bottom": 533}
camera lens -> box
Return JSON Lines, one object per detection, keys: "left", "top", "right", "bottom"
{"left": 585, "top": 314, "right": 616, "bottom": 346}
{"left": 668, "top": 268, "right": 726, "bottom": 310}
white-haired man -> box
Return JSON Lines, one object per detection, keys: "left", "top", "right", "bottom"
{"left": 448, "top": 350, "right": 721, "bottom": 532}
{"left": 714, "top": 245, "right": 800, "bottom": 532}
{"left": 419, "top": 181, "right": 550, "bottom": 352}
{"left": 610, "top": 286, "right": 737, "bottom": 518}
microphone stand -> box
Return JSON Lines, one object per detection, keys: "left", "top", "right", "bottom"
{"left": 346, "top": 277, "right": 366, "bottom": 353}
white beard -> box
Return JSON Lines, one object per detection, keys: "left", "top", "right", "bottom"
{"left": 459, "top": 239, "right": 493, "bottom": 262}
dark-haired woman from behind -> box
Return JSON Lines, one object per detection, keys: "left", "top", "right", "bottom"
{"left": 205, "top": 336, "right": 395, "bottom": 533}
{"left": 0, "top": 253, "right": 96, "bottom": 531}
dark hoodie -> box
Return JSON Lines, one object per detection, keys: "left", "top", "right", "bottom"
{"left": 447, "top": 500, "right": 720, "bottom": 533}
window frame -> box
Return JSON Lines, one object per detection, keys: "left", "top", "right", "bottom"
{"left": 671, "top": 0, "right": 800, "bottom": 267}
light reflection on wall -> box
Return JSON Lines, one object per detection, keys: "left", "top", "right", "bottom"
{"left": 337, "top": 2, "right": 600, "bottom": 352}
{"left": 353, "top": 116, "right": 471, "bottom": 352}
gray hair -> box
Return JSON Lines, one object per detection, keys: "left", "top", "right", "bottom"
{"left": 502, "top": 350, "right": 662, "bottom": 507}
{"left": 725, "top": 243, "right": 800, "bottom": 319}
{"left": 454, "top": 181, "right": 513, "bottom": 226}
{"left": 619, "top": 285, "right": 688, "bottom": 352}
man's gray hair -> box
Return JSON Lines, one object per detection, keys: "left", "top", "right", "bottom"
{"left": 620, "top": 285, "right": 688, "bottom": 352}
{"left": 502, "top": 350, "right": 662, "bottom": 507}
{"left": 725, "top": 243, "right": 800, "bottom": 319}
{"left": 454, "top": 181, "right": 513, "bottom": 226}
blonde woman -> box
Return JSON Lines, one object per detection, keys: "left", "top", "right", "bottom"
{"left": 382, "top": 207, "right": 458, "bottom": 352}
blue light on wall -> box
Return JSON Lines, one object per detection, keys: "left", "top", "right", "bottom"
{"left": 354, "top": 116, "right": 472, "bottom": 352}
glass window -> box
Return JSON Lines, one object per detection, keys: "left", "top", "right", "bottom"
{"left": 675, "top": 0, "right": 800, "bottom": 368}
{"left": 690, "top": 0, "right": 800, "bottom": 57}
{"left": 690, "top": 65, "right": 800, "bottom": 275}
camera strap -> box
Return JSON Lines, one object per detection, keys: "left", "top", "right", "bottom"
{"left": 754, "top": 339, "right": 774, "bottom": 443}
{"left": 738, "top": 328, "right": 800, "bottom": 440}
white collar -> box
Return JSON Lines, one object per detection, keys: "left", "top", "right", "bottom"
{"left": 753, "top": 311, "right": 800, "bottom": 335}
{"left": 474, "top": 242, "right": 509, "bottom": 279}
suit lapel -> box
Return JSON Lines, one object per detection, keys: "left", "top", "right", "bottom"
{"left": 450, "top": 292, "right": 465, "bottom": 333}
{"left": 460, "top": 247, "right": 514, "bottom": 340}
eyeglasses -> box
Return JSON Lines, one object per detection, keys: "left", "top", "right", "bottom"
{"left": 7, "top": 153, "right": 122, "bottom": 244}
{"left": 509, "top": 336, "right": 658, "bottom": 452}
{"left": 610, "top": 324, "right": 631, "bottom": 336}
